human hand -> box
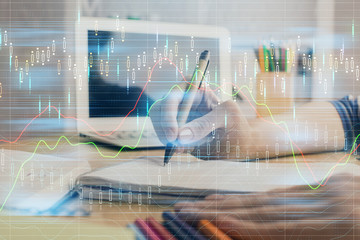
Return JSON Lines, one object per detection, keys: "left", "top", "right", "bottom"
{"left": 174, "top": 174, "right": 360, "bottom": 239}
{"left": 150, "top": 82, "right": 253, "bottom": 160}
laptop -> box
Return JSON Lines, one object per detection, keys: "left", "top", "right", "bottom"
{"left": 75, "top": 17, "right": 231, "bottom": 148}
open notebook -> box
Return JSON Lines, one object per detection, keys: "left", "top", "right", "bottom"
{"left": 75, "top": 154, "right": 360, "bottom": 205}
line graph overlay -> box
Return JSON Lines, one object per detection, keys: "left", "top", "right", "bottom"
{"left": 0, "top": 56, "right": 347, "bottom": 186}
{"left": 0, "top": 57, "right": 220, "bottom": 144}
{"left": 0, "top": 58, "right": 357, "bottom": 211}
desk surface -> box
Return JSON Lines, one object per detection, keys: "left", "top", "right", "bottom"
{"left": 0, "top": 135, "right": 358, "bottom": 238}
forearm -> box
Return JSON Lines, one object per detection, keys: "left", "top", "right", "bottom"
{"left": 249, "top": 101, "right": 345, "bottom": 158}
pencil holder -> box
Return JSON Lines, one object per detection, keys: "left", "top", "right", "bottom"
{"left": 256, "top": 72, "right": 294, "bottom": 117}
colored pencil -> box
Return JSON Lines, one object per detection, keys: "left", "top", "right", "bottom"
{"left": 287, "top": 48, "right": 293, "bottom": 73}
{"left": 267, "top": 49, "right": 274, "bottom": 72}
{"left": 269, "top": 43, "right": 275, "bottom": 72}
{"left": 135, "top": 218, "right": 161, "bottom": 240}
{"left": 146, "top": 217, "right": 175, "bottom": 240}
{"left": 198, "top": 219, "right": 232, "bottom": 240}
{"left": 263, "top": 45, "right": 269, "bottom": 72}
{"left": 258, "top": 45, "right": 265, "bottom": 72}
{"left": 255, "top": 43, "right": 294, "bottom": 73}
{"left": 279, "top": 47, "right": 282, "bottom": 71}
{"left": 128, "top": 223, "right": 147, "bottom": 240}
{"left": 282, "top": 48, "right": 286, "bottom": 72}
{"left": 285, "top": 49, "right": 288, "bottom": 72}
{"left": 163, "top": 220, "right": 188, "bottom": 240}
{"left": 162, "top": 212, "right": 207, "bottom": 240}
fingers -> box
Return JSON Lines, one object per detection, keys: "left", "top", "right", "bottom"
{"left": 149, "top": 105, "right": 169, "bottom": 145}
{"left": 160, "top": 86, "right": 184, "bottom": 142}
{"left": 214, "top": 215, "right": 344, "bottom": 240}
{"left": 208, "top": 214, "right": 357, "bottom": 240}
{"left": 204, "top": 194, "right": 228, "bottom": 200}
{"left": 178, "top": 183, "right": 348, "bottom": 211}
{"left": 178, "top": 101, "right": 238, "bottom": 145}
{"left": 177, "top": 114, "right": 215, "bottom": 145}
{"left": 175, "top": 188, "right": 359, "bottom": 239}
{"left": 150, "top": 82, "right": 219, "bottom": 144}
{"left": 175, "top": 194, "right": 271, "bottom": 211}
{"left": 219, "top": 218, "right": 284, "bottom": 240}
{"left": 176, "top": 202, "right": 331, "bottom": 224}
{"left": 150, "top": 85, "right": 184, "bottom": 144}
{"left": 178, "top": 210, "right": 356, "bottom": 239}
{"left": 174, "top": 175, "right": 360, "bottom": 239}
{"left": 196, "top": 88, "right": 221, "bottom": 114}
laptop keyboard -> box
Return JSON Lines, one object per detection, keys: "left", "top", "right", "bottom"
{"left": 80, "top": 130, "right": 163, "bottom": 147}
{"left": 103, "top": 131, "right": 158, "bottom": 140}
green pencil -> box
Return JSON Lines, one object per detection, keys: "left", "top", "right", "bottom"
{"left": 263, "top": 45, "right": 269, "bottom": 72}
{"left": 268, "top": 49, "right": 275, "bottom": 72}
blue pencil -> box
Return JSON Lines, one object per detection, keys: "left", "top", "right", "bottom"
{"left": 163, "top": 220, "right": 188, "bottom": 240}
{"left": 128, "top": 223, "right": 147, "bottom": 240}
{"left": 162, "top": 212, "right": 207, "bottom": 240}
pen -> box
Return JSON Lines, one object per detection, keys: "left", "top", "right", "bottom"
{"left": 163, "top": 50, "right": 210, "bottom": 166}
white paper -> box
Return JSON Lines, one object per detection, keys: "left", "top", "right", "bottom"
{"left": 0, "top": 149, "right": 91, "bottom": 212}
{"left": 77, "top": 154, "right": 360, "bottom": 195}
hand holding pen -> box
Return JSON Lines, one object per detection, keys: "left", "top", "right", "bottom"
{"left": 150, "top": 51, "right": 253, "bottom": 162}
{"left": 162, "top": 50, "right": 210, "bottom": 165}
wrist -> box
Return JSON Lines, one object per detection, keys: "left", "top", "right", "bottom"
{"left": 238, "top": 120, "right": 266, "bottom": 159}
{"left": 244, "top": 119, "right": 280, "bottom": 159}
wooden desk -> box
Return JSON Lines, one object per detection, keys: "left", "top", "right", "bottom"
{"left": 0, "top": 135, "right": 358, "bottom": 238}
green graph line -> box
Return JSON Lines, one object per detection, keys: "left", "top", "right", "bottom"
{"left": 225, "top": 84, "right": 358, "bottom": 190}
{"left": 0, "top": 74, "right": 357, "bottom": 211}
{"left": 0, "top": 84, "right": 185, "bottom": 211}
{"left": 0, "top": 67, "right": 204, "bottom": 211}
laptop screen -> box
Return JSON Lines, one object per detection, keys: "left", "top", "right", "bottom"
{"left": 88, "top": 30, "right": 221, "bottom": 118}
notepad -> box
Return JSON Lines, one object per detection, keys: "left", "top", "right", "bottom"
{"left": 75, "top": 154, "right": 360, "bottom": 205}
{"left": 0, "top": 149, "right": 91, "bottom": 213}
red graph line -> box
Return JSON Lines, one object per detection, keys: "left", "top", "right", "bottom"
{"left": 0, "top": 57, "right": 352, "bottom": 186}
{"left": 0, "top": 57, "right": 223, "bottom": 144}
{"left": 0, "top": 57, "right": 169, "bottom": 143}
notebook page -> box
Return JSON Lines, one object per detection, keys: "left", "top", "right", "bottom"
{"left": 76, "top": 154, "right": 360, "bottom": 194}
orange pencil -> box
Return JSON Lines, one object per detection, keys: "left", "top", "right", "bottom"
{"left": 198, "top": 219, "right": 232, "bottom": 240}
{"left": 258, "top": 45, "right": 265, "bottom": 72}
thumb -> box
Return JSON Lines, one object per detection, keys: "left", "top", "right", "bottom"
{"left": 178, "top": 103, "right": 228, "bottom": 145}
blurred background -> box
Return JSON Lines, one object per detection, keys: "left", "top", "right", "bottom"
{"left": 0, "top": 0, "right": 358, "bottom": 139}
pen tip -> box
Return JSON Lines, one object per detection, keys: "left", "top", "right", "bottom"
{"left": 164, "top": 143, "right": 176, "bottom": 166}
{"left": 200, "top": 50, "right": 209, "bottom": 60}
